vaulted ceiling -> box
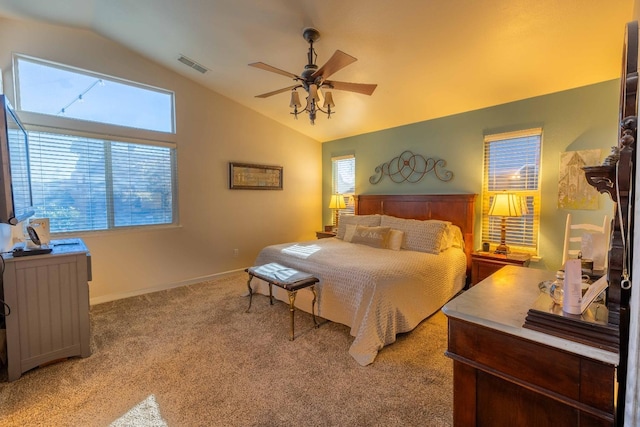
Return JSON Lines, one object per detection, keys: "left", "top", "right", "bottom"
{"left": 0, "top": 0, "right": 634, "bottom": 142}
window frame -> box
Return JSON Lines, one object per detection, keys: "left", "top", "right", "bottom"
{"left": 13, "top": 54, "right": 176, "bottom": 137}
{"left": 10, "top": 54, "right": 179, "bottom": 234}
{"left": 331, "top": 154, "right": 355, "bottom": 216}
{"left": 481, "top": 128, "right": 542, "bottom": 255}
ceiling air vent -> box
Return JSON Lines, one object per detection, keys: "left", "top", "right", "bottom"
{"left": 178, "top": 55, "right": 208, "bottom": 74}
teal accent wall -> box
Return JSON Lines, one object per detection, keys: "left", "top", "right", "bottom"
{"left": 322, "top": 80, "right": 619, "bottom": 271}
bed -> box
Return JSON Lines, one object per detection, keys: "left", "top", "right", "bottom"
{"left": 250, "top": 194, "right": 476, "bottom": 365}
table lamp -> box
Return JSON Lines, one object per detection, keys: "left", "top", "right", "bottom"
{"left": 488, "top": 192, "right": 524, "bottom": 254}
{"left": 328, "top": 194, "right": 346, "bottom": 230}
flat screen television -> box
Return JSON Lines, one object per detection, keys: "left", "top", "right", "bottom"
{"left": 0, "top": 94, "right": 34, "bottom": 226}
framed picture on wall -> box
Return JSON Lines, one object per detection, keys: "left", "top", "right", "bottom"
{"left": 229, "top": 162, "right": 283, "bottom": 190}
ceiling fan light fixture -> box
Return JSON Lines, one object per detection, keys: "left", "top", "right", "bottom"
{"left": 250, "top": 28, "right": 376, "bottom": 125}
{"left": 309, "top": 84, "right": 320, "bottom": 102}
{"left": 289, "top": 90, "right": 302, "bottom": 108}
{"left": 323, "top": 91, "right": 335, "bottom": 108}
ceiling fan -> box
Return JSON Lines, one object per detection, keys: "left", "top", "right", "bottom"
{"left": 249, "top": 27, "right": 377, "bottom": 124}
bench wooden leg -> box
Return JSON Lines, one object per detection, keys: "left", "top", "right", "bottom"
{"left": 311, "top": 285, "right": 319, "bottom": 328}
{"left": 287, "top": 290, "right": 297, "bottom": 341}
{"left": 245, "top": 274, "right": 254, "bottom": 313}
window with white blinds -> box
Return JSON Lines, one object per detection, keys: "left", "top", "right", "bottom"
{"left": 332, "top": 155, "right": 355, "bottom": 215}
{"left": 11, "top": 54, "right": 177, "bottom": 233}
{"left": 25, "top": 131, "right": 176, "bottom": 233}
{"left": 482, "top": 129, "right": 542, "bottom": 254}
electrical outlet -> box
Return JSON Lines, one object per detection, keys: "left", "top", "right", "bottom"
{"left": 233, "top": 249, "right": 239, "bottom": 257}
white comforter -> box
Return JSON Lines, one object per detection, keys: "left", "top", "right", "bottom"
{"left": 252, "top": 238, "right": 467, "bottom": 365}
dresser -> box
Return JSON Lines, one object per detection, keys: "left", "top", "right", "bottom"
{"left": 442, "top": 266, "right": 618, "bottom": 426}
{"left": 1, "top": 239, "right": 92, "bottom": 381}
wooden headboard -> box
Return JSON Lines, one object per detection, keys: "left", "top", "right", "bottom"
{"left": 355, "top": 194, "right": 477, "bottom": 276}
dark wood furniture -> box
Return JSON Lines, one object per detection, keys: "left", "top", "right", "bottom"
{"left": 443, "top": 21, "right": 639, "bottom": 425}
{"left": 470, "top": 251, "right": 531, "bottom": 285}
{"left": 580, "top": 21, "right": 638, "bottom": 421}
{"left": 443, "top": 266, "right": 617, "bottom": 426}
{"left": 355, "top": 194, "right": 476, "bottom": 279}
{"left": 315, "top": 231, "right": 336, "bottom": 239}
{"left": 245, "top": 263, "right": 319, "bottom": 341}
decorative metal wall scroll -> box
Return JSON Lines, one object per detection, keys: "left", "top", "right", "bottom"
{"left": 369, "top": 150, "right": 453, "bottom": 184}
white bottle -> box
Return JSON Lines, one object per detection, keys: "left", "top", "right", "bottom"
{"left": 563, "top": 259, "right": 582, "bottom": 315}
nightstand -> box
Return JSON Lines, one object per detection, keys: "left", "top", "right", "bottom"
{"left": 316, "top": 231, "right": 336, "bottom": 239}
{"left": 471, "top": 251, "right": 531, "bottom": 286}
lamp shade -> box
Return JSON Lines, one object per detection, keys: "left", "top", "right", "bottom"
{"left": 323, "top": 91, "right": 335, "bottom": 108}
{"left": 290, "top": 90, "right": 302, "bottom": 108}
{"left": 328, "top": 194, "right": 346, "bottom": 209}
{"left": 488, "top": 192, "right": 523, "bottom": 217}
{"left": 309, "top": 84, "right": 320, "bottom": 102}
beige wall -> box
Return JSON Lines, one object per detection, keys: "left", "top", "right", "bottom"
{"left": 0, "top": 17, "right": 322, "bottom": 303}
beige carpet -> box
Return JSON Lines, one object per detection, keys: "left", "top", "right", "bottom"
{"left": 0, "top": 272, "right": 454, "bottom": 426}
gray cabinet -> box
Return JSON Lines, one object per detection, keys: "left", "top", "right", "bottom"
{"left": 1, "top": 239, "right": 91, "bottom": 381}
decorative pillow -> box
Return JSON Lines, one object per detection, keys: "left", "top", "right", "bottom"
{"left": 343, "top": 223, "right": 358, "bottom": 242}
{"left": 386, "top": 229, "right": 404, "bottom": 251}
{"left": 380, "top": 215, "right": 450, "bottom": 254}
{"left": 336, "top": 214, "right": 382, "bottom": 239}
{"left": 350, "top": 225, "right": 391, "bottom": 248}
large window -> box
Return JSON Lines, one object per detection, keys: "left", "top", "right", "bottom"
{"left": 482, "top": 129, "right": 542, "bottom": 254}
{"left": 12, "top": 55, "right": 177, "bottom": 233}
{"left": 332, "top": 154, "right": 355, "bottom": 215}
{"left": 26, "top": 132, "right": 176, "bottom": 233}
{"left": 15, "top": 55, "right": 174, "bottom": 133}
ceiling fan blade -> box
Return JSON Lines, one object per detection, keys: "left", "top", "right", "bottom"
{"left": 255, "top": 85, "right": 300, "bottom": 98}
{"left": 312, "top": 50, "right": 357, "bottom": 80}
{"left": 325, "top": 80, "right": 377, "bottom": 96}
{"left": 249, "top": 62, "right": 300, "bottom": 79}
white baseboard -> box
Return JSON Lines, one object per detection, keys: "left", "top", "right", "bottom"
{"left": 89, "top": 268, "right": 247, "bottom": 306}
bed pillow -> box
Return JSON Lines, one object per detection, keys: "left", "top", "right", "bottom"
{"left": 349, "top": 225, "right": 391, "bottom": 248}
{"left": 439, "top": 224, "right": 464, "bottom": 251}
{"left": 380, "top": 215, "right": 450, "bottom": 254}
{"left": 346, "top": 224, "right": 403, "bottom": 250}
{"left": 336, "top": 214, "right": 381, "bottom": 239}
{"left": 446, "top": 225, "right": 464, "bottom": 250}
{"left": 386, "top": 229, "right": 405, "bottom": 251}
{"left": 343, "top": 223, "right": 358, "bottom": 242}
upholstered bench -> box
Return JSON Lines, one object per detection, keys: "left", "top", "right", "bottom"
{"left": 245, "top": 263, "right": 319, "bottom": 341}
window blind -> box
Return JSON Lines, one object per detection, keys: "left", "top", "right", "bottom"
{"left": 482, "top": 129, "right": 542, "bottom": 254}
{"left": 26, "top": 131, "right": 176, "bottom": 233}
{"left": 332, "top": 154, "right": 355, "bottom": 215}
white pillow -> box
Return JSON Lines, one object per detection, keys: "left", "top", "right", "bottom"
{"left": 386, "top": 229, "right": 404, "bottom": 251}
{"left": 380, "top": 215, "right": 450, "bottom": 254}
{"left": 336, "top": 214, "right": 382, "bottom": 239}
{"left": 344, "top": 223, "right": 357, "bottom": 242}
{"left": 440, "top": 224, "right": 464, "bottom": 251}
